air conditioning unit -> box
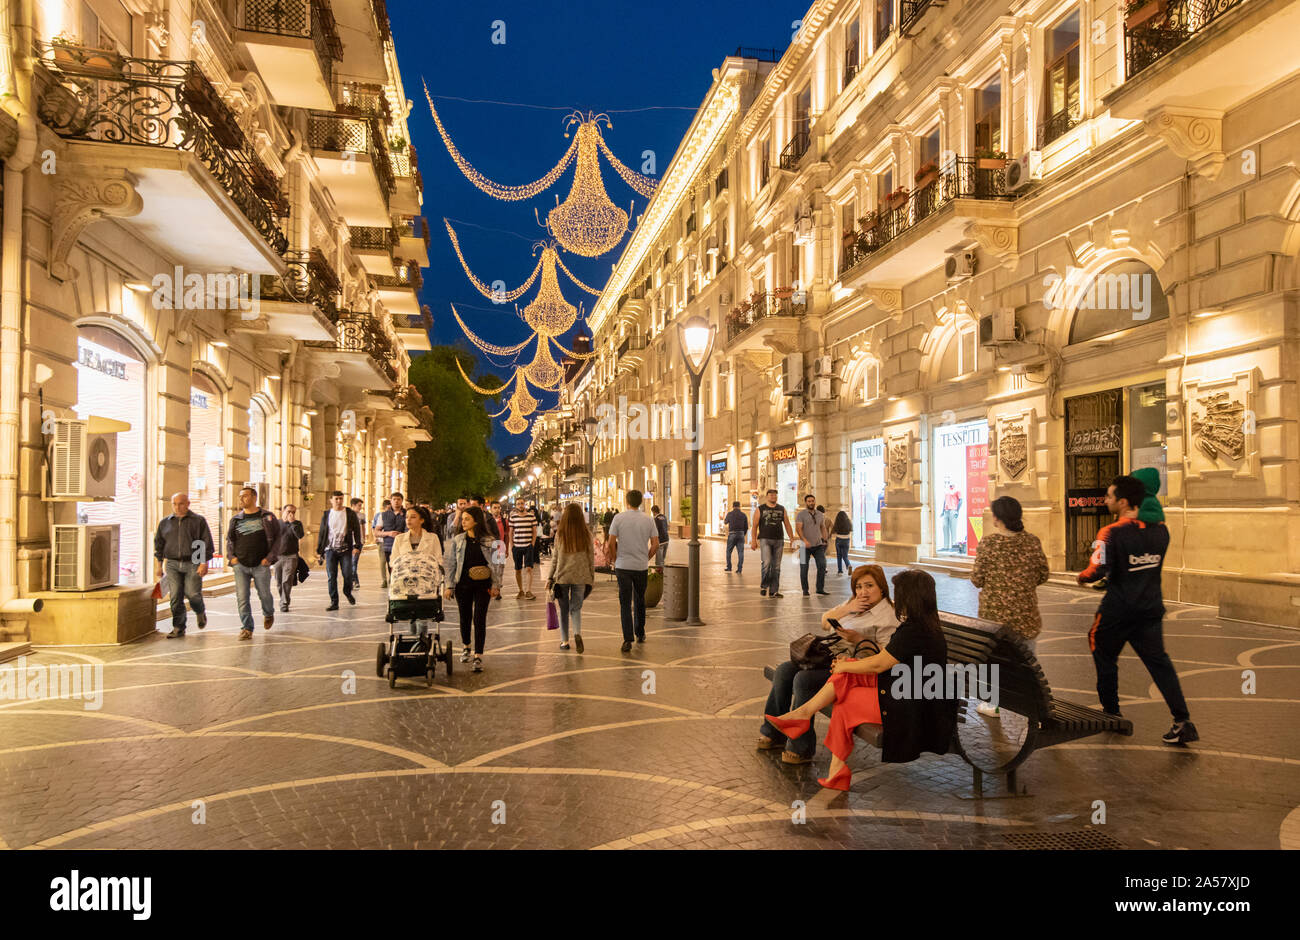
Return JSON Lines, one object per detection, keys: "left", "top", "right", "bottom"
{"left": 945, "top": 250, "right": 977, "bottom": 282}
{"left": 979, "top": 307, "right": 1020, "bottom": 346}
{"left": 50, "top": 418, "right": 117, "bottom": 499}
{"left": 793, "top": 215, "right": 815, "bottom": 247}
{"left": 52, "top": 523, "right": 119, "bottom": 591}
{"left": 814, "top": 355, "right": 835, "bottom": 376}
{"left": 1006, "top": 151, "right": 1042, "bottom": 192}
{"left": 787, "top": 395, "right": 806, "bottom": 416}
{"left": 810, "top": 377, "right": 836, "bottom": 401}
{"left": 781, "top": 353, "right": 804, "bottom": 396}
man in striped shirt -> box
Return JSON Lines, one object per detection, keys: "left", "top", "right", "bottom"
{"left": 508, "top": 500, "right": 538, "bottom": 599}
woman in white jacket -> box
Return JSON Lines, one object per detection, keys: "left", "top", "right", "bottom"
{"left": 388, "top": 506, "right": 444, "bottom": 602}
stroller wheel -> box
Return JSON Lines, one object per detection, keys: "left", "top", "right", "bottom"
{"left": 387, "top": 667, "right": 397, "bottom": 689}
{"left": 444, "top": 640, "right": 454, "bottom": 676}
{"left": 376, "top": 643, "right": 388, "bottom": 678}
{"left": 426, "top": 668, "right": 435, "bottom": 688}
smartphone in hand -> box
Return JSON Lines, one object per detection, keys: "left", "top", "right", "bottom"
{"left": 826, "top": 618, "right": 844, "bottom": 632}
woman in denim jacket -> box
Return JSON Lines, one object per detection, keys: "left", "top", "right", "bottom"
{"left": 443, "top": 506, "right": 502, "bottom": 673}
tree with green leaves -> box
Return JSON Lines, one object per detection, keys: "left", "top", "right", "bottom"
{"left": 406, "top": 345, "right": 504, "bottom": 505}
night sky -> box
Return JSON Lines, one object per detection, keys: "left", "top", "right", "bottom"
{"left": 388, "top": 0, "right": 804, "bottom": 457}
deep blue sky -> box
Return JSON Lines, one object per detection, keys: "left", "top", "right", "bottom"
{"left": 388, "top": 0, "right": 804, "bottom": 458}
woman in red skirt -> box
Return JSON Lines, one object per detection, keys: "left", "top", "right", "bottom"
{"left": 766, "top": 569, "right": 952, "bottom": 790}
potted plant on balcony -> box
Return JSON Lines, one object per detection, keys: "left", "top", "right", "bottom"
{"left": 914, "top": 160, "right": 940, "bottom": 190}
{"left": 774, "top": 284, "right": 795, "bottom": 300}
{"left": 51, "top": 34, "right": 123, "bottom": 73}
{"left": 885, "top": 186, "right": 910, "bottom": 211}
{"left": 975, "top": 149, "right": 1009, "bottom": 170}
{"left": 389, "top": 135, "right": 408, "bottom": 153}
{"left": 857, "top": 211, "right": 878, "bottom": 231}
{"left": 1124, "top": 0, "right": 1169, "bottom": 29}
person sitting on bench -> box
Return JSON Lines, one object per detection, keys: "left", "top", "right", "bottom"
{"left": 766, "top": 569, "right": 956, "bottom": 791}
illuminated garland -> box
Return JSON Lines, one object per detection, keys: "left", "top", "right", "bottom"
{"left": 488, "top": 401, "right": 512, "bottom": 418}
{"left": 452, "top": 304, "right": 535, "bottom": 356}
{"left": 596, "top": 131, "right": 659, "bottom": 198}
{"left": 554, "top": 252, "right": 604, "bottom": 296}
{"left": 455, "top": 356, "right": 511, "bottom": 395}
{"left": 445, "top": 220, "right": 544, "bottom": 301}
{"left": 540, "top": 114, "right": 629, "bottom": 258}
{"left": 425, "top": 84, "right": 580, "bottom": 200}
{"left": 550, "top": 335, "right": 598, "bottom": 359}
{"left": 503, "top": 412, "right": 530, "bottom": 435}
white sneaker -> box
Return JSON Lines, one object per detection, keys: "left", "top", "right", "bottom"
{"left": 976, "top": 701, "right": 1000, "bottom": 718}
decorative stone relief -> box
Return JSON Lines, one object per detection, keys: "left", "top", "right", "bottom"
{"left": 757, "top": 454, "right": 770, "bottom": 494}
{"left": 885, "top": 429, "right": 913, "bottom": 492}
{"left": 994, "top": 408, "right": 1036, "bottom": 485}
{"left": 50, "top": 170, "right": 144, "bottom": 281}
{"left": 964, "top": 220, "right": 1019, "bottom": 267}
{"left": 866, "top": 286, "right": 904, "bottom": 322}
{"left": 796, "top": 440, "right": 811, "bottom": 498}
{"left": 1183, "top": 369, "right": 1259, "bottom": 481}
{"left": 1144, "top": 107, "right": 1225, "bottom": 181}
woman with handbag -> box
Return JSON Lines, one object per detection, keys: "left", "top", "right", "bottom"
{"left": 273, "top": 505, "right": 306, "bottom": 612}
{"left": 758, "top": 564, "right": 896, "bottom": 765}
{"left": 766, "top": 569, "right": 956, "bottom": 791}
{"left": 547, "top": 503, "right": 595, "bottom": 653}
{"left": 443, "top": 506, "right": 501, "bottom": 673}
{"left": 831, "top": 510, "right": 853, "bottom": 574}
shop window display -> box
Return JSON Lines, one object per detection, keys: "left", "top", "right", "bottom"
{"left": 932, "top": 420, "right": 989, "bottom": 557}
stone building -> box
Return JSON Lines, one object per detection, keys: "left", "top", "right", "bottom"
{"left": 0, "top": 0, "right": 433, "bottom": 644}
{"left": 566, "top": 0, "right": 1300, "bottom": 626}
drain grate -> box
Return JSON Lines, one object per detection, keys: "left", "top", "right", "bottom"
{"left": 1004, "top": 829, "right": 1125, "bottom": 850}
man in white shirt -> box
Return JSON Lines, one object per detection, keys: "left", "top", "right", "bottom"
{"left": 315, "top": 491, "right": 361, "bottom": 610}
{"left": 606, "top": 490, "right": 659, "bottom": 652}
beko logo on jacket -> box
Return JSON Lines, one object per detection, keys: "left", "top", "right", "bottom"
{"left": 1129, "top": 552, "right": 1162, "bottom": 570}
{"left": 49, "top": 870, "right": 151, "bottom": 920}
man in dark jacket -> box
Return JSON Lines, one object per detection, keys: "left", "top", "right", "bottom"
{"left": 154, "top": 492, "right": 215, "bottom": 637}
{"left": 1078, "top": 474, "right": 1196, "bottom": 745}
{"left": 651, "top": 505, "right": 670, "bottom": 567}
{"left": 724, "top": 501, "right": 748, "bottom": 573}
{"left": 226, "top": 486, "right": 281, "bottom": 640}
{"left": 315, "top": 490, "right": 362, "bottom": 610}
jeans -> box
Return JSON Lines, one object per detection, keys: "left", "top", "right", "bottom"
{"left": 614, "top": 568, "right": 648, "bottom": 642}
{"left": 655, "top": 544, "right": 668, "bottom": 567}
{"left": 761, "top": 660, "right": 831, "bottom": 758}
{"left": 1090, "top": 614, "right": 1190, "bottom": 721}
{"left": 232, "top": 563, "right": 274, "bottom": 632}
{"left": 799, "top": 544, "right": 827, "bottom": 593}
{"left": 455, "top": 581, "right": 491, "bottom": 654}
{"left": 555, "top": 582, "right": 585, "bottom": 642}
{"left": 272, "top": 554, "right": 298, "bottom": 607}
{"left": 378, "top": 546, "right": 392, "bottom": 587}
{"left": 835, "top": 537, "right": 851, "bottom": 573}
{"left": 324, "top": 548, "right": 356, "bottom": 606}
{"left": 164, "top": 559, "right": 205, "bottom": 630}
{"left": 725, "top": 532, "right": 745, "bottom": 571}
{"left": 941, "top": 509, "right": 959, "bottom": 550}
{"left": 759, "top": 539, "right": 784, "bottom": 594}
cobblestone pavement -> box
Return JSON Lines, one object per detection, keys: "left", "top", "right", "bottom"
{"left": 3, "top": 542, "right": 1298, "bottom": 850}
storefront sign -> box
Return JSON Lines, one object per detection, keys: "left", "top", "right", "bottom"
{"left": 771, "top": 444, "right": 796, "bottom": 463}
{"left": 708, "top": 457, "right": 728, "bottom": 474}
{"left": 79, "top": 347, "right": 128, "bottom": 381}
{"left": 1067, "top": 489, "right": 1109, "bottom": 513}
{"left": 1066, "top": 424, "right": 1122, "bottom": 455}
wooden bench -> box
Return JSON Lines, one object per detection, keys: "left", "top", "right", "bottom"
{"left": 763, "top": 611, "right": 1133, "bottom": 793}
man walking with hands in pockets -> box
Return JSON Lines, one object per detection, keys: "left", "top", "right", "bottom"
{"left": 606, "top": 490, "right": 659, "bottom": 653}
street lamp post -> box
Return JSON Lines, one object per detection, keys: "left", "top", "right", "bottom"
{"left": 676, "top": 315, "right": 716, "bottom": 626}
{"left": 581, "top": 416, "right": 597, "bottom": 526}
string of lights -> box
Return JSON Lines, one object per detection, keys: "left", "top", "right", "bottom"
{"left": 452, "top": 304, "right": 536, "bottom": 356}
{"left": 425, "top": 83, "right": 580, "bottom": 201}
{"left": 554, "top": 252, "right": 604, "bottom": 296}
{"left": 595, "top": 132, "right": 660, "bottom": 198}
{"left": 455, "top": 356, "right": 512, "bottom": 396}
{"left": 550, "top": 335, "right": 599, "bottom": 360}
{"left": 445, "top": 219, "right": 544, "bottom": 301}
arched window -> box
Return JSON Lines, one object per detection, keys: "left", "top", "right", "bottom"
{"left": 75, "top": 325, "right": 148, "bottom": 584}
{"left": 248, "top": 401, "right": 269, "bottom": 484}
{"left": 860, "top": 359, "right": 881, "bottom": 403}
{"left": 938, "top": 320, "right": 979, "bottom": 379}
{"left": 1068, "top": 260, "right": 1169, "bottom": 344}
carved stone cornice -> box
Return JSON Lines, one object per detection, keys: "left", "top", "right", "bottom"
{"left": 50, "top": 169, "right": 144, "bottom": 281}
{"left": 964, "top": 219, "right": 1020, "bottom": 267}
{"left": 866, "top": 286, "right": 904, "bottom": 322}
{"left": 1143, "top": 107, "right": 1225, "bottom": 180}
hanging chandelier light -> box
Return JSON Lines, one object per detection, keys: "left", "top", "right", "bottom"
{"left": 503, "top": 411, "right": 530, "bottom": 435}
{"left": 521, "top": 244, "right": 578, "bottom": 337}
{"left": 540, "top": 114, "right": 629, "bottom": 258}
{"left": 523, "top": 338, "right": 563, "bottom": 389}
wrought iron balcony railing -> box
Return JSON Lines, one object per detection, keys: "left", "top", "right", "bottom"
{"left": 398, "top": 215, "right": 430, "bottom": 248}
{"left": 34, "top": 42, "right": 288, "bottom": 255}
{"left": 840, "top": 158, "right": 1012, "bottom": 278}
{"left": 1037, "top": 105, "right": 1082, "bottom": 148}
{"left": 901, "top": 0, "right": 938, "bottom": 33}
{"left": 336, "top": 80, "right": 392, "bottom": 123}
{"left": 779, "top": 127, "right": 811, "bottom": 171}
{"left": 373, "top": 261, "right": 423, "bottom": 292}
{"left": 732, "top": 46, "right": 782, "bottom": 62}
{"left": 389, "top": 144, "right": 423, "bottom": 194}
{"left": 306, "top": 312, "right": 396, "bottom": 383}
{"left": 843, "top": 60, "right": 859, "bottom": 87}
{"left": 307, "top": 112, "right": 396, "bottom": 197}
{"left": 726, "top": 292, "right": 807, "bottom": 345}
{"left": 1124, "top": 0, "right": 1246, "bottom": 79}
{"left": 350, "top": 225, "right": 398, "bottom": 252}
{"left": 371, "top": 0, "right": 392, "bottom": 42}
{"left": 259, "top": 248, "right": 341, "bottom": 321}
{"left": 236, "top": 0, "right": 343, "bottom": 89}
{"left": 391, "top": 307, "right": 432, "bottom": 332}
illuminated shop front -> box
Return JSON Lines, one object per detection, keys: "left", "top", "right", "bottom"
{"left": 849, "top": 437, "right": 885, "bottom": 551}
{"left": 931, "top": 419, "right": 988, "bottom": 558}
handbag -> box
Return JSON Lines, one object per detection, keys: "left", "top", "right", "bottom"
{"left": 468, "top": 565, "right": 492, "bottom": 581}
{"left": 546, "top": 599, "right": 560, "bottom": 631}
{"left": 852, "top": 637, "right": 880, "bottom": 658}
{"left": 296, "top": 556, "right": 310, "bottom": 584}
{"left": 789, "top": 633, "right": 837, "bottom": 671}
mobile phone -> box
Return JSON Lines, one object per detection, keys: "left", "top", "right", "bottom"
{"left": 827, "top": 618, "right": 844, "bottom": 632}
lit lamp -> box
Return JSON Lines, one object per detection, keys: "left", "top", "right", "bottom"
{"left": 581, "top": 416, "right": 598, "bottom": 525}
{"left": 676, "top": 314, "right": 716, "bottom": 626}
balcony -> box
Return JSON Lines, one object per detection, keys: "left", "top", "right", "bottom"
{"left": 725, "top": 292, "right": 805, "bottom": 355}
{"left": 389, "top": 144, "right": 423, "bottom": 215}
{"left": 1038, "top": 105, "right": 1082, "bottom": 149}
{"left": 305, "top": 311, "right": 396, "bottom": 388}
{"left": 307, "top": 112, "right": 393, "bottom": 226}
{"left": 391, "top": 306, "right": 433, "bottom": 351}
{"left": 839, "top": 158, "right": 1017, "bottom": 289}
{"left": 731, "top": 46, "right": 782, "bottom": 62}
{"left": 336, "top": 80, "right": 391, "bottom": 123}
{"left": 252, "top": 248, "right": 341, "bottom": 339}
{"left": 34, "top": 43, "right": 288, "bottom": 273}
{"left": 350, "top": 225, "right": 398, "bottom": 275}
{"left": 1106, "top": 0, "right": 1299, "bottom": 118}
{"left": 397, "top": 215, "right": 430, "bottom": 266}
{"left": 900, "top": 0, "right": 944, "bottom": 35}
{"left": 372, "top": 260, "right": 422, "bottom": 315}
{"left": 234, "top": 0, "right": 342, "bottom": 110}
{"left": 779, "top": 127, "right": 811, "bottom": 171}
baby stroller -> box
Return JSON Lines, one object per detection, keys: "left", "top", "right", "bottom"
{"left": 377, "top": 551, "right": 453, "bottom": 688}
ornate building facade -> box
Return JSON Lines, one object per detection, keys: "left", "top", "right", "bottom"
{"left": 0, "top": 0, "right": 433, "bottom": 644}
{"left": 564, "top": 0, "right": 1300, "bottom": 626}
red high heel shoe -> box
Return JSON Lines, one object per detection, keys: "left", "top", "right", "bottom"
{"left": 817, "top": 765, "right": 852, "bottom": 791}
{"left": 764, "top": 713, "right": 811, "bottom": 740}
